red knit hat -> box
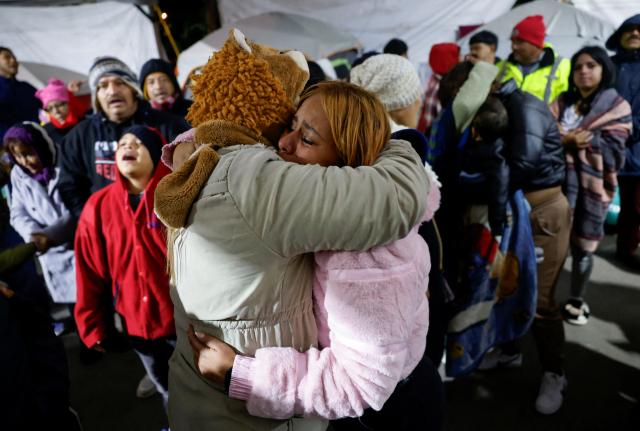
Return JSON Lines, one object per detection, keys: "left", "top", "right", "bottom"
{"left": 429, "top": 43, "right": 460, "bottom": 76}
{"left": 511, "top": 15, "right": 546, "bottom": 48}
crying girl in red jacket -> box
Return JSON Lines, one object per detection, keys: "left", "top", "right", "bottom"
{"left": 74, "top": 125, "right": 175, "bottom": 408}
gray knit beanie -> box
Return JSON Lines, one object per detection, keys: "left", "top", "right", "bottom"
{"left": 89, "top": 56, "right": 143, "bottom": 112}
{"left": 350, "top": 54, "right": 422, "bottom": 112}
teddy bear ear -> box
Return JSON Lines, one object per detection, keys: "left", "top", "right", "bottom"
{"left": 232, "top": 28, "right": 252, "bottom": 54}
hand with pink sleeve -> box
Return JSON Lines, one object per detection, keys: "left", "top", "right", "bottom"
{"left": 161, "top": 128, "right": 197, "bottom": 171}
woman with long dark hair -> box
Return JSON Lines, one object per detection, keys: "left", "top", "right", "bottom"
{"left": 550, "top": 46, "right": 632, "bottom": 325}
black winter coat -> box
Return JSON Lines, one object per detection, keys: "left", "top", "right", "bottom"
{"left": 43, "top": 122, "right": 73, "bottom": 147}
{"left": 57, "top": 99, "right": 187, "bottom": 218}
{"left": 494, "top": 79, "right": 565, "bottom": 192}
{"left": 608, "top": 14, "right": 640, "bottom": 175}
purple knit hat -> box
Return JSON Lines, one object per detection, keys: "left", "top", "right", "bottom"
{"left": 3, "top": 122, "right": 56, "bottom": 184}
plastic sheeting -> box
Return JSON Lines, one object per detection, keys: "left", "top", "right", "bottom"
{"left": 16, "top": 62, "right": 89, "bottom": 95}
{"left": 0, "top": 2, "right": 160, "bottom": 82}
{"left": 176, "top": 12, "right": 359, "bottom": 88}
{"left": 458, "top": 0, "right": 617, "bottom": 60}
{"left": 570, "top": 0, "right": 639, "bottom": 27}
{"left": 217, "top": 0, "right": 517, "bottom": 74}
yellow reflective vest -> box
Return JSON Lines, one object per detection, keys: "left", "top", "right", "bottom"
{"left": 496, "top": 43, "right": 571, "bottom": 105}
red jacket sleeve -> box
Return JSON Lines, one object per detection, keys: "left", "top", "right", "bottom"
{"left": 74, "top": 197, "right": 111, "bottom": 348}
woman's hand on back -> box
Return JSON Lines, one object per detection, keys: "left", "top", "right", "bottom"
{"left": 187, "top": 325, "right": 236, "bottom": 387}
{"left": 562, "top": 129, "right": 593, "bottom": 150}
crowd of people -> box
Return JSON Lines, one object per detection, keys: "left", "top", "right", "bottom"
{"left": 0, "top": 11, "right": 638, "bottom": 431}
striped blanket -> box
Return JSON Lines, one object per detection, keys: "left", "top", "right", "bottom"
{"left": 550, "top": 88, "right": 632, "bottom": 252}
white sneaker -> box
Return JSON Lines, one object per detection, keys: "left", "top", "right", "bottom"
{"left": 478, "top": 348, "right": 523, "bottom": 370}
{"left": 136, "top": 373, "right": 157, "bottom": 398}
{"left": 535, "top": 372, "right": 567, "bottom": 415}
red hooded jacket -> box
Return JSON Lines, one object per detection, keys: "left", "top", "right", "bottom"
{"left": 74, "top": 160, "right": 174, "bottom": 348}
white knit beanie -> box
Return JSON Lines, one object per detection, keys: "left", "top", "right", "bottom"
{"left": 350, "top": 54, "right": 422, "bottom": 112}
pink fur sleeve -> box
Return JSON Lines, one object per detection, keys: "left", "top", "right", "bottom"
{"left": 229, "top": 231, "right": 432, "bottom": 420}
{"left": 160, "top": 128, "right": 196, "bottom": 170}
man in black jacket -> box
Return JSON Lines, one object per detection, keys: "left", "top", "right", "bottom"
{"left": 58, "top": 57, "right": 187, "bottom": 219}
{"left": 480, "top": 78, "right": 571, "bottom": 415}
{"left": 607, "top": 15, "right": 640, "bottom": 269}
{"left": 139, "top": 58, "right": 193, "bottom": 126}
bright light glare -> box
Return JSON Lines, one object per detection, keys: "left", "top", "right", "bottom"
{"left": 161, "top": 12, "right": 168, "bottom": 19}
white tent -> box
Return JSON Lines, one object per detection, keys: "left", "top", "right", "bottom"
{"left": 217, "top": 0, "right": 517, "bottom": 78}
{"left": 457, "top": 0, "right": 617, "bottom": 60}
{"left": 0, "top": 1, "right": 161, "bottom": 94}
{"left": 176, "top": 12, "right": 360, "bottom": 88}
{"left": 570, "top": 0, "right": 638, "bottom": 28}
{"left": 16, "top": 63, "right": 89, "bottom": 95}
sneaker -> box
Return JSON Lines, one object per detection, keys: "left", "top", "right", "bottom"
{"left": 535, "top": 371, "right": 567, "bottom": 414}
{"left": 478, "top": 347, "right": 523, "bottom": 370}
{"left": 136, "top": 373, "right": 157, "bottom": 398}
{"left": 562, "top": 299, "right": 590, "bottom": 325}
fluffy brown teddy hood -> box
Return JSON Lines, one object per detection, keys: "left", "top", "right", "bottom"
{"left": 155, "top": 28, "right": 309, "bottom": 229}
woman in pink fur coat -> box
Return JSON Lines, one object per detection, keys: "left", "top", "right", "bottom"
{"left": 187, "top": 81, "right": 444, "bottom": 431}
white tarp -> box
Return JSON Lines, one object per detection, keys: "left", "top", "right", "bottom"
{"left": 16, "top": 62, "right": 89, "bottom": 95}
{"left": 217, "top": 0, "right": 517, "bottom": 76}
{"left": 458, "top": 0, "right": 617, "bottom": 60}
{"left": 0, "top": 2, "right": 160, "bottom": 85}
{"left": 568, "top": 0, "right": 638, "bottom": 28}
{"left": 177, "top": 12, "right": 359, "bottom": 88}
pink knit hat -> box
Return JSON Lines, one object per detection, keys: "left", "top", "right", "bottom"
{"left": 35, "top": 78, "right": 69, "bottom": 109}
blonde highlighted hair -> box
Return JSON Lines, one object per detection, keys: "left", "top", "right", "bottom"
{"left": 299, "top": 81, "right": 391, "bottom": 168}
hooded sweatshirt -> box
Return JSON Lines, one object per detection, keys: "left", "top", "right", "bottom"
{"left": 607, "top": 14, "right": 640, "bottom": 175}
{"left": 57, "top": 98, "right": 187, "bottom": 219}
{"left": 74, "top": 130, "right": 174, "bottom": 348}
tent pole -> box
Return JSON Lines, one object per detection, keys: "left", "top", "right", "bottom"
{"left": 154, "top": 4, "right": 181, "bottom": 58}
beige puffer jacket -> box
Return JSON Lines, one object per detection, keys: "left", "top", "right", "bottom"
{"left": 168, "top": 139, "right": 430, "bottom": 431}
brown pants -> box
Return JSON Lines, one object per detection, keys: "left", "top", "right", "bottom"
{"left": 503, "top": 191, "right": 571, "bottom": 374}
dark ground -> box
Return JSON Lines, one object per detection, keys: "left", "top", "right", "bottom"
{"left": 59, "top": 235, "right": 640, "bottom": 431}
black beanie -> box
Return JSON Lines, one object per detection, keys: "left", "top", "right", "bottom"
{"left": 383, "top": 39, "right": 408, "bottom": 56}
{"left": 470, "top": 31, "right": 499, "bottom": 49}
{"left": 121, "top": 125, "right": 164, "bottom": 168}
{"left": 139, "top": 59, "right": 182, "bottom": 99}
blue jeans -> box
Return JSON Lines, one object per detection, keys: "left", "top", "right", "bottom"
{"left": 331, "top": 355, "right": 445, "bottom": 431}
{"left": 131, "top": 335, "right": 176, "bottom": 409}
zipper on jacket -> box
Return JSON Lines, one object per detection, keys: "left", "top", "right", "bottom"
{"left": 113, "top": 282, "right": 119, "bottom": 310}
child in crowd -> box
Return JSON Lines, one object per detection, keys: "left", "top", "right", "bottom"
{"left": 460, "top": 97, "right": 510, "bottom": 238}
{"left": 35, "top": 78, "right": 86, "bottom": 145}
{"left": 4, "top": 122, "right": 77, "bottom": 313}
{"left": 74, "top": 125, "right": 175, "bottom": 407}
